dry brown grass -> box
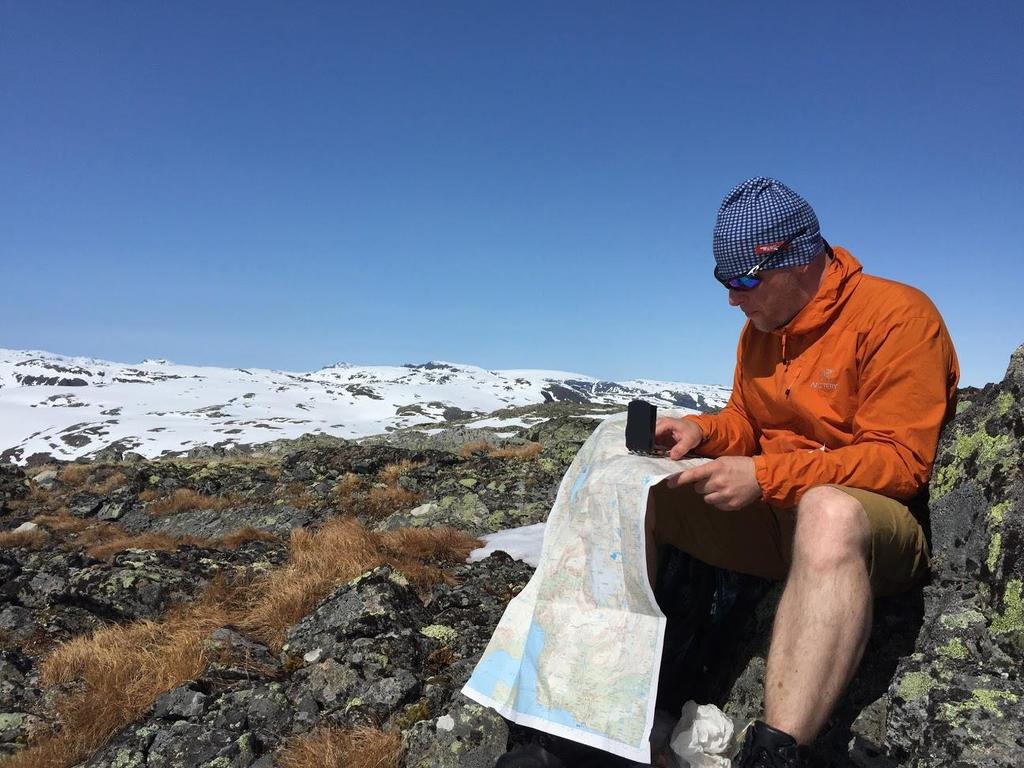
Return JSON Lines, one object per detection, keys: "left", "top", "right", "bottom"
{"left": 284, "top": 481, "right": 315, "bottom": 510}
{"left": 364, "top": 486, "right": 423, "bottom": 519}
{"left": 459, "top": 440, "right": 543, "bottom": 460}
{"left": 85, "top": 532, "right": 185, "bottom": 561}
{"left": 6, "top": 485, "right": 64, "bottom": 515}
{"left": 377, "top": 526, "right": 480, "bottom": 564}
{"left": 0, "top": 528, "right": 49, "bottom": 549}
{"left": 241, "top": 518, "right": 479, "bottom": 649}
{"left": 3, "top": 579, "right": 244, "bottom": 768}
{"left": 489, "top": 441, "right": 543, "bottom": 459}
{"left": 137, "top": 488, "right": 159, "bottom": 503}
{"left": 425, "top": 645, "right": 457, "bottom": 675}
{"left": 28, "top": 513, "right": 206, "bottom": 562}
{"left": 458, "top": 439, "right": 492, "bottom": 458}
{"left": 31, "top": 513, "right": 91, "bottom": 533}
{"left": 147, "top": 488, "right": 236, "bottom": 517}
{"left": 377, "top": 526, "right": 482, "bottom": 588}
{"left": 59, "top": 463, "right": 92, "bottom": 486}
{"left": 240, "top": 518, "right": 381, "bottom": 647}
{"left": 332, "top": 472, "right": 363, "bottom": 498}
{"left": 217, "top": 526, "right": 280, "bottom": 549}
{"left": 30, "top": 512, "right": 279, "bottom": 561}
{"left": 277, "top": 726, "right": 403, "bottom": 768}
{"left": 88, "top": 472, "right": 128, "bottom": 496}
{"left": 378, "top": 459, "right": 426, "bottom": 486}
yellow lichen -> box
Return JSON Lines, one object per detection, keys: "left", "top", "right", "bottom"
{"left": 937, "top": 637, "right": 969, "bottom": 660}
{"left": 991, "top": 579, "right": 1023, "bottom": 636}
{"left": 897, "top": 670, "right": 935, "bottom": 702}
{"left": 987, "top": 531, "right": 1002, "bottom": 573}
{"left": 939, "top": 688, "right": 1019, "bottom": 722}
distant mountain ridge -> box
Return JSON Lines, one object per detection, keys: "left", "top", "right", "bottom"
{"left": 0, "top": 348, "right": 729, "bottom": 464}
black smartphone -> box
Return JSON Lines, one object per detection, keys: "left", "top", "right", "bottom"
{"left": 626, "top": 399, "right": 663, "bottom": 454}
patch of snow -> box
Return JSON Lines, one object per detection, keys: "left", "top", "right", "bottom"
{"left": 464, "top": 415, "right": 540, "bottom": 430}
{"left": 468, "top": 523, "right": 546, "bottom": 568}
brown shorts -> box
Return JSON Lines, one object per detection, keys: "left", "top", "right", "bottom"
{"left": 649, "top": 482, "right": 929, "bottom": 597}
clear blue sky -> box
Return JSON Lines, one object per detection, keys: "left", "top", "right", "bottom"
{"left": 2, "top": 1, "right": 1021, "bottom": 387}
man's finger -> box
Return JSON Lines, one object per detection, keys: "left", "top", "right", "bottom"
{"left": 664, "top": 472, "right": 684, "bottom": 489}
{"left": 669, "top": 441, "right": 694, "bottom": 460}
{"left": 672, "top": 468, "right": 695, "bottom": 486}
{"left": 675, "top": 462, "right": 713, "bottom": 484}
{"left": 702, "top": 491, "right": 728, "bottom": 511}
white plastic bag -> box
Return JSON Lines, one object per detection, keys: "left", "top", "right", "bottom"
{"left": 669, "top": 700, "right": 736, "bottom": 767}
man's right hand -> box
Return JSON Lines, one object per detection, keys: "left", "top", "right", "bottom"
{"left": 654, "top": 417, "right": 705, "bottom": 460}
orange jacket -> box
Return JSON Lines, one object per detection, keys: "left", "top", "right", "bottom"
{"left": 686, "top": 246, "right": 959, "bottom": 509}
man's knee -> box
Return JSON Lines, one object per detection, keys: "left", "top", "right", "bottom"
{"left": 792, "top": 486, "right": 871, "bottom": 572}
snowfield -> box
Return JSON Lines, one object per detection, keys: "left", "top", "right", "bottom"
{"left": 0, "top": 348, "right": 728, "bottom": 464}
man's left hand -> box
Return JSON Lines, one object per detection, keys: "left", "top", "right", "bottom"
{"left": 667, "top": 456, "right": 762, "bottom": 511}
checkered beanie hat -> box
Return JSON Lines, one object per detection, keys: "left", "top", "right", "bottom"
{"left": 712, "top": 177, "right": 824, "bottom": 280}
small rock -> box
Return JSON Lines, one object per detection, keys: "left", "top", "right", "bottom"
{"left": 32, "top": 470, "right": 58, "bottom": 490}
{"left": 403, "top": 695, "right": 509, "bottom": 768}
{"left": 97, "top": 502, "right": 124, "bottom": 521}
{"left": 153, "top": 686, "right": 208, "bottom": 720}
{"left": 410, "top": 502, "right": 436, "bottom": 517}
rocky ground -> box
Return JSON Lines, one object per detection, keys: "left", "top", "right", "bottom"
{"left": 0, "top": 352, "right": 1021, "bottom": 767}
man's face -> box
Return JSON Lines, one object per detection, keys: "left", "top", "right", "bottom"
{"left": 727, "top": 266, "right": 809, "bottom": 332}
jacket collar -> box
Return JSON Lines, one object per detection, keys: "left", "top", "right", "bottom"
{"left": 773, "top": 245, "right": 863, "bottom": 337}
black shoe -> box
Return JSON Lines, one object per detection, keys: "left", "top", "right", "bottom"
{"left": 734, "top": 720, "right": 802, "bottom": 768}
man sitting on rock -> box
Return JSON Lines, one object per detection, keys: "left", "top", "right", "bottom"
{"left": 650, "top": 176, "right": 959, "bottom": 767}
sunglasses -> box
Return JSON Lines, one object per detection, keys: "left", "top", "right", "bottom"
{"left": 714, "top": 227, "right": 809, "bottom": 291}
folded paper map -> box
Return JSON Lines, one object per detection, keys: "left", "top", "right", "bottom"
{"left": 462, "top": 411, "right": 708, "bottom": 762}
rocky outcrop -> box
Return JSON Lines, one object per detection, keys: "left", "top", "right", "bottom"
{"left": 880, "top": 345, "right": 1023, "bottom": 766}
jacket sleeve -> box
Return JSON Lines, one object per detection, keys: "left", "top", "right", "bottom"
{"left": 753, "top": 315, "right": 959, "bottom": 508}
{"left": 685, "top": 336, "right": 760, "bottom": 457}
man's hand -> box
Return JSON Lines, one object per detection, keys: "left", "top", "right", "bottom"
{"left": 667, "top": 456, "right": 762, "bottom": 511}
{"left": 654, "top": 417, "right": 704, "bottom": 460}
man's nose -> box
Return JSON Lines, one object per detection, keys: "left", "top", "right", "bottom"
{"left": 728, "top": 289, "right": 745, "bottom": 307}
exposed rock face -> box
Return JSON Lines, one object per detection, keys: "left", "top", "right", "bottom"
{"left": 880, "top": 345, "right": 1024, "bottom": 767}
{"left": 0, "top": 465, "right": 28, "bottom": 512}
{"left": 0, "top": 366, "right": 1021, "bottom": 766}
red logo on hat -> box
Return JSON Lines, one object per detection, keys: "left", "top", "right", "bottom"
{"left": 755, "top": 240, "right": 785, "bottom": 255}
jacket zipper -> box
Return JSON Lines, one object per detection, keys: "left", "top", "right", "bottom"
{"left": 782, "top": 333, "right": 791, "bottom": 398}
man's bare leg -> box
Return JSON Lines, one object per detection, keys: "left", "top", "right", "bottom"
{"left": 764, "top": 486, "right": 873, "bottom": 744}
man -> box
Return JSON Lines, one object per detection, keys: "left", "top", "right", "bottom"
{"left": 650, "top": 177, "right": 959, "bottom": 767}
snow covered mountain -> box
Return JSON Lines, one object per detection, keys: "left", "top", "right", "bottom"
{"left": 0, "top": 348, "right": 729, "bottom": 464}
